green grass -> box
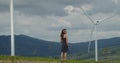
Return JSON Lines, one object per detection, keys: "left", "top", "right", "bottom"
{"left": 0, "top": 55, "right": 120, "bottom": 63}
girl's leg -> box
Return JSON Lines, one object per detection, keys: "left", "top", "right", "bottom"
{"left": 64, "top": 52, "right": 67, "bottom": 61}
{"left": 61, "top": 52, "right": 64, "bottom": 61}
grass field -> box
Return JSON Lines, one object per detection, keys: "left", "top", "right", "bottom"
{"left": 0, "top": 55, "right": 120, "bottom": 63}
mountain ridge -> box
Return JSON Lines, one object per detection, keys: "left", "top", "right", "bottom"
{"left": 0, "top": 34, "right": 120, "bottom": 58}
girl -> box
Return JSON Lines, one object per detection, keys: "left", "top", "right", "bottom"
{"left": 60, "top": 29, "right": 69, "bottom": 61}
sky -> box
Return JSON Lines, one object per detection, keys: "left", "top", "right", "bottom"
{"left": 0, "top": 0, "right": 120, "bottom": 43}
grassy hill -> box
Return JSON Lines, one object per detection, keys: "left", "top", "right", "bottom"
{"left": 0, "top": 56, "right": 120, "bottom": 63}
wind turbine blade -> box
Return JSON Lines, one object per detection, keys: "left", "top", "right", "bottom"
{"left": 80, "top": 7, "right": 95, "bottom": 24}
{"left": 99, "top": 14, "right": 116, "bottom": 24}
{"left": 88, "top": 26, "right": 95, "bottom": 53}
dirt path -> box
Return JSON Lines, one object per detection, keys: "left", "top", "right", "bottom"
{"left": 0, "top": 60, "right": 63, "bottom": 63}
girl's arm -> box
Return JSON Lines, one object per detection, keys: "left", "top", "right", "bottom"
{"left": 60, "top": 37, "right": 63, "bottom": 43}
{"left": 65, "top": 34, "right": 68, "bottom": 46}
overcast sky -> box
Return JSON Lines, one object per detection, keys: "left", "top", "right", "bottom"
{"left": 0, "top": 0, "right": 120, "bottom": 43}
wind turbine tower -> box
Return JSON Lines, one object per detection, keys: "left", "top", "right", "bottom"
{"left": 10, "top": 0, "right": 15, "bottom": 56}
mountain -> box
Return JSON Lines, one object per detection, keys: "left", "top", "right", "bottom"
{"left": 0, "top": 35, "right": 61, "bottom": 57}
{"left": 0, "top": 35, "right": 120, "bottom": 58}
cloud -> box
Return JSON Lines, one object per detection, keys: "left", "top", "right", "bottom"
{"left": 81, "top": 4, "right": 93, "bottom": 11}
{"left": 0, "top": 0, "right": 96, "bottom": 16}
{"left": 64, "top": 5, "right": 75, "bottom": 14}
{"left": 0, "top": 12, "right": 10, "bottom": 35}
{"left": 0, "top": 0, "right": 120, "bottom": 16}
{"left": 58, "top": 18, "right": 72, "bottom": 27}
{"left": 112, "top": 0, "right": 119, "bottom": 5}
{"left": 0, "top": 0, "right": 120, "bottom": 43}
{"left": 98, "top": 31, "right": 120, "bottom": 39}
{"left": 87, "top": 0, "right": 120, "bottom": 15}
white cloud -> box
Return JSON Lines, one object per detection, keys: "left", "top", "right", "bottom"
{"left": 81, "top": 4, "right": 93, "bottom": 11}
{"left": 112, "top": 0, "right": 119, "bottom": 5}
{"left": 64, "top": 5, "right": 76, "bottom": 14}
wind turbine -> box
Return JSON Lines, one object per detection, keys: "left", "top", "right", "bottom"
{"left": 80, "top": 7, "right": 115, "bottom": 62}
{"left": 88, "top": 15, "right": 116, "bottom": 53}
{"left": 10, "top": 0, "right": 15, "bottom": 56}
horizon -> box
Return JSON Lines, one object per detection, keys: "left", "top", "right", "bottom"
{"left": 0, "top": 34, "right": 120, "bottom": 43}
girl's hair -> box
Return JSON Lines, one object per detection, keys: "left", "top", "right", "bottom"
{"left": 60, "top": 29, "right": 67, "bottom": 38}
